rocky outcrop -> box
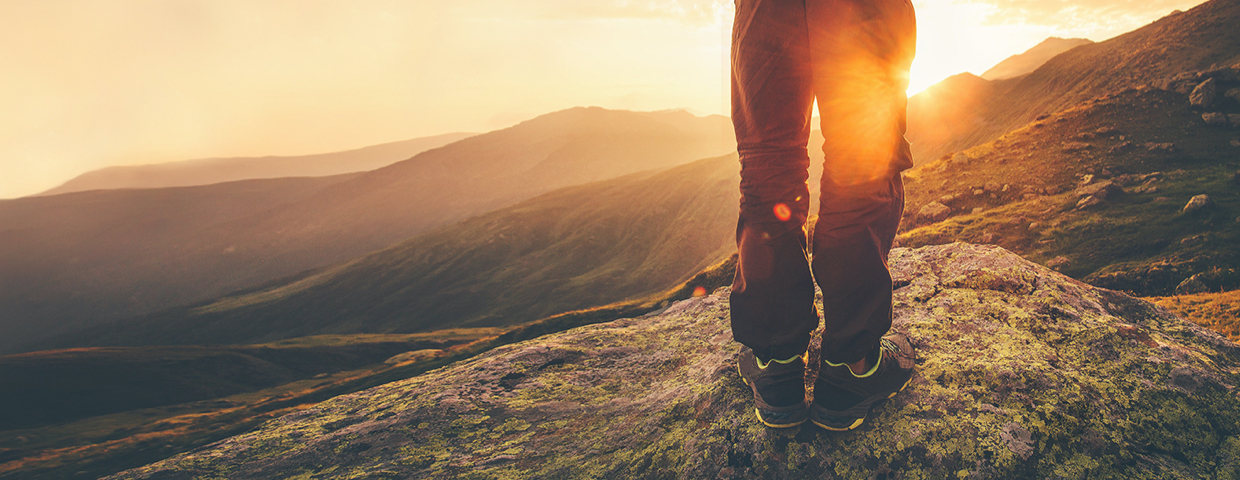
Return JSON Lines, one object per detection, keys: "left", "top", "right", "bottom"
{"left": 108, "top": 244, "right": 1240, "bottom": 479}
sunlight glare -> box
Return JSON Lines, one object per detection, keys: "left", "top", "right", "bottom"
{"left": 906, "top": 1, "right": 1067, "bottom": 95}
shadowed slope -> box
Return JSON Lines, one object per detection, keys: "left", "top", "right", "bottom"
{"left": 106, "top": 243, "right": 1240, "bottom": 479}
{"left": 0, "top": 175, "right": 359, "bottom": 349}
{"left": 36, "top": 132, "right": 475, "bottom": 196}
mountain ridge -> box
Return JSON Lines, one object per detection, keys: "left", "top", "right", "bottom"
{"left": 980, "top": 37, "right": 1094, "bottom": 81}
{"left": 35, "top": 132, "right": 476, "bottom": 196}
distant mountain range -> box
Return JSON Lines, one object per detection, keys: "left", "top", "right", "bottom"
{"left": 42, "top": 154, "right": 744, "bottom": 348}
{"left": 36, "top": 132, "right": 476, "bottom": 196}
{"left": 0, "top": 108, "right": 735, "bottom": 353}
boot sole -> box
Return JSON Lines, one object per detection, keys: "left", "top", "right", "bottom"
{"left": 810, "top": 375, "right": 912, "bottom": 431}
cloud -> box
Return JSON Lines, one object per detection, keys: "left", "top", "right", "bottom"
{"left": 958, "top": 0, "right": 1207, "bottom": 34}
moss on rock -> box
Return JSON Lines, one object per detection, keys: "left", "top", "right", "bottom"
{"left": 108, "top": 243, "right": 1240, "bottom": 479}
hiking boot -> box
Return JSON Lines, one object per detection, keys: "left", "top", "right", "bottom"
{"left": 737, "top": 346, "right": 809, "bottom": 428}
{"left": 810, "top": 333, "right": 915, "bottom": 431}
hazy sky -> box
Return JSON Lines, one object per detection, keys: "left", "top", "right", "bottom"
{"left": 0, "top": 0, "right": 1210, "bottom": 198}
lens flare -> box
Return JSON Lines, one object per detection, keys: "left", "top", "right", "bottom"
{"left": 773, "top": 203, "right": 792, "bottom": 221}
{"left": 692, "top": 286, "right": 707, "bottom": 297}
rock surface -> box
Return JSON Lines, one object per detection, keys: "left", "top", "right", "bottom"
{"left": 1204, "top": 112, "right": 1230, "bottom": 126}
{"left": 1073, "top": 180, "right": 1122, "bottom": 200}
{"left": 1183, "top": 194, "right": 1216, "bottom": 212}
{"left": 917, "top": 202, "right": 952, "bottom": 223}
{"left": 108, "top": 244, "right": 1240, "bottom": 480}
{"left": 1190, "top": 77, "right": 1217, "bottom": 108}
{"left": 1175, "top": 275, "right": 1210, "bottom": 295}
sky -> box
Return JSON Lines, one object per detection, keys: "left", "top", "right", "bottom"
{"left": 0, "top": 0, "right": 1212, "bottom": 199}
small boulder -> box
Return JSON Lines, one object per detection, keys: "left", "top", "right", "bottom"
{"left": 1226, "top": 87, "right": 1240, "bottom": 103}
{"left": 1180, "top": 234, "right": 1207, "bottom": 247}
{"left": 1203, "top": 112, "right": 1228, "bottom": 126}
{"left": 1190, "top": 78, "right": 1216, "bottom": 108}
{"left": 384, "top": 349, "right": 443, "bottom": 365}
{"left": 1063, "top": 141, "right": 1092, "bottom": 152}
{"left": 984, "top": 181, "right": 1001, "bottom": 193}
{"left": 1232, "top": 139, "right": 1240, "bottom": 147}
{"left": 1079, "top": 174, "right": 1095, "bottom": 185}
{"left": 1228, "top": 114, "right": 1240, "bottom": 128}
{"left": 1109, "top": 141, "right": 1133, "bottom": 153}
{"left": 917, "top": 202, "right": 951, "bottom": 223}
{"left": 1174, "top": 275, "right": 1209, "bottom": 295}
{"left": 1074, "top": 180, "right": 1122, "bottom": 199}
{"left": 972, "top": 207, "right": 984, "bottom": 214}
{"left": 1095, "top": 126, "right": 1118, "bottom": 135}
{"left": 1046, "top": 256, "right": 1071, "bottom": 270}
{"left": 951, "top": 152, "right": 970, "bottom": 166}
{"left": 1145, "top": 142, "right": 1176, "bottom": 153}
{"left": 1182, "top": 194, "right": 1215, "bottom": 212}
{"left": 1076, "top": 195, "right": 1104, "bottom": 210}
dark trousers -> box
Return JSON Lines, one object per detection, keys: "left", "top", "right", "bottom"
{"left": 729, "top": 0, "right": 916, "bottom": 365}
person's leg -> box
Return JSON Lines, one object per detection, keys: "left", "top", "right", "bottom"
{"left": 805, "top": 0, "right": 918, "bottom": 431}
{"left": 729, "top": 0, "right": 818, "bottom": 364}
{"left": 807, "top": 0, "right": 916, "bottom": 366}
{"left": 729, "top": 0, "right": 819, "bottom": 428}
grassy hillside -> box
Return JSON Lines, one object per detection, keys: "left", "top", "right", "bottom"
{"left": 0, "top": 108, "right": 734, "bottom": 353}
{"left": 39, "top": 154, "right": 745, "bottom": 349}
{"left": 37, "top": 132, "right": 475, "bottom": 196}
{"left": 899, "top": 85, "right": 1240, "bottom": 296}
{"left": 907, "top": 0, "right": 1240, "bottom": 165}
{"left": 0, "top": 331, "right": 489, "bottom": 430}
{"left": 0, "top": 330, "right": 495, "bottom": 480}
{"left": 1151, "top": 289, "right": 1240, "bottom": 341}
{"left": 0, "top": 255, "right": 740, "bottom": 480}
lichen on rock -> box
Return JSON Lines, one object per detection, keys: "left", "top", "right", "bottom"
{"left": 108, "top": 243, "right": 1240, "bottom": 480}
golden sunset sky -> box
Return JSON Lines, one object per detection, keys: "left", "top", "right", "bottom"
{"left": 0, "top": 0, "right": 1210, "bottom": 199}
